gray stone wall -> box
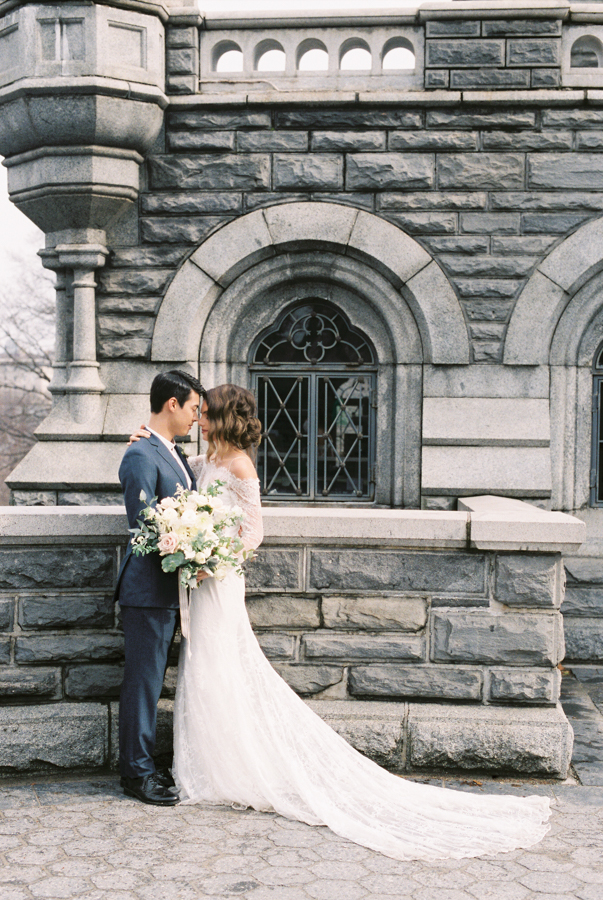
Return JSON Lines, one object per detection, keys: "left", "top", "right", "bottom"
{"left": 4, "top": 0, "right": 603, "bottom": 679}
{"left": 247, "top": 546, "right": 565, "bottom": 706}
{"left": 0, "top": 501, "right": 581, "bottom": 777}
{"left": 96, "top": 97, "right": 603, "bottom": 366}
{"left": 80, "top": 9, "right": 590, "bottom": 364}
{"left": 424, "top": 17, "right": 562, "bottom": 90}
{"left": 0, "top": 540, "right": 564, "bottom": 716}
{"left": 563, "top": 555, "right": 603, "bottom": 666}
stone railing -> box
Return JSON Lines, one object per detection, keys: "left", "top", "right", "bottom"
{"left": 0, "top": 497, "right": 583, "bottom": 778}
{"left": 157, "top": 5, "right": 603, "bottom": 98}
{"left": 197, "top": 14, "right": 423, "bottom": 94}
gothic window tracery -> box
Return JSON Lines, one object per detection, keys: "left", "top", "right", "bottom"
{"left": 250, "top": 300, "right": 377, "bottom": 502}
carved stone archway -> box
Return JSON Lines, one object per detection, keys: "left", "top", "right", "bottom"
{"left": 151, "top": 201, "right": 469, "bottom": 367}
{"left": 150, "top": 202, "right": 468, "bottom": 507}
{"left": 505, "top": 217, "right": 603, "bottom": 510}
{"left": 505, "top": 216, "right": 603, "bottom": 366}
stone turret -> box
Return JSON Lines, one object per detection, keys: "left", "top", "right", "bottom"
{"left": 0, "top": 0, "right": 168, "bottom": 430}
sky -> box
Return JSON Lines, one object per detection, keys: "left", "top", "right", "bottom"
{"left": 0, "top": 0, "right": 420, "bottom": 294}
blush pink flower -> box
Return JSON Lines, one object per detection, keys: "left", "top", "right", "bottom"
{"left": 158, "top": 533, "right": 179, "bottom": 555}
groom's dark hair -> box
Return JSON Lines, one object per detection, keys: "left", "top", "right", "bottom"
{"left": 150, "top": 370, "right": 206, "bottom": 413}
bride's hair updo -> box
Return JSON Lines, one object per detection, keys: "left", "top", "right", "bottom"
{"left": 205, "top": 384, "right": 262, "bottom": 459}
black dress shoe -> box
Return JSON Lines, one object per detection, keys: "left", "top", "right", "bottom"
{"left": 120, "top": 768, "right": 176, "bottom": 790}
{"left": 155, "top": 767, "right": 176, "bottom": 789}
{"left": 121, "top": 773, "right": 179, "bottom": 806}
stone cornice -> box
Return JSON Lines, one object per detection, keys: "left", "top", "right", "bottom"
{"left": 0, "top": 77, "right": 169, "bottom": 110}
{"left": 0, "top": 0, "right": 171, "bottom": 23}
{"left": 168, "top": 88, "right": 587, "bottom": 108}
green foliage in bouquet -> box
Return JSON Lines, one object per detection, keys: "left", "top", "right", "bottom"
{"left": 129, "top": 481, "right": 253, "bottom": 587}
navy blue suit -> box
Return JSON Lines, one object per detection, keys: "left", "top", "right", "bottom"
{"left": 117, "top": 433, "right": 196, "bottom": 778}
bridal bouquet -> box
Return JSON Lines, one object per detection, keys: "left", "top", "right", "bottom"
{"left": 129, "top": 481, "right": 251, "bottom": 587}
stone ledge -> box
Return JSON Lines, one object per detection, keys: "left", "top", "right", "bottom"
{"left": 0, "top": 703, "right": 109, "bottom": 773}
{"left": 419, "top": 1, "right": 569, "bottom": 20}
{"left": 306, "top": 698, "right": 405, "bottom": 770}
{"left": 460, "top": 88, "right": 583, "bottom": 104}
{"left": 0, "top": 506, "right": 128, "bottom": 541}
{"left": 460, "top": 495, "right": 585, "bottom": 551}
{"left": 0, "top": 695, "right": 574, "bottom": 777}
{"left": 0, "top": 499, "right": 585, "bottom": 554}
{"left": 262, "top": 508, "right": 468, "bottom": 547}
{"left": 0, "top": 75, "right": 169, "bottom": 109}
{"left": 168, "top": 88, "right": 587, "bottom": 108}
{"left": 105, "top": 696, "right": 572, "bottom": 776}
{"left": 407, "top": 701, "right": 572, "bottom": 776}
{"left": 6, "top": 442, "right": 126, "bottom": 493}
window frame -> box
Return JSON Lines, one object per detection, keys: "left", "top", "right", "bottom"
{"left": 250, "top": 300, "right": 378, "bottom": 504}
{"left": 591, "top": 344, "right": 603, "bottom": 506}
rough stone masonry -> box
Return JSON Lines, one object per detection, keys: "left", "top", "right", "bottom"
{"left": 0, "top": 0, "right": 601, "bottom": 773}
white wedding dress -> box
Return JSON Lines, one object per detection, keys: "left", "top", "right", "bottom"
{"left": 173, "top": 456, "right": 551, "bottom": 861}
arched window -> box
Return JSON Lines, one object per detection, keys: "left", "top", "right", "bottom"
{"left": 591, "top": 343, "right": 603, "bottom": 505}
{"left": 250, "top": 300, "right": 377, "bottom": 501}
{"left": 382, "top": 37, "right": 415, "bottom": 70}
{"left": 212, "top": 40, "right": 244, "bottom": 72}
{"left": 297, "top": 38, "right": 329, "bottom": 71}
{"left": 339, "top": 38, "right": 372, "bottom": 71}
{"left": 571, "top": 35, "right": 603, "bottom": 69}
{"left": 254, "top": 39, "right": 286, "bottom": 72}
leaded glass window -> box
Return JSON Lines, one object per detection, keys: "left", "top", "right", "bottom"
{"left": 592, "top": 344, "right": 603, "bottom": 505}
{"left": 250, "top": 301, "right": 377, "bottom": 501}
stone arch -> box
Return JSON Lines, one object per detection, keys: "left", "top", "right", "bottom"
{"left": 549, "top": 268, "right": 603, "bottom": 511}
{"left": 151, "top": 201, "right": 469, "bottom": 366}
{"left": 508, "top": 218, "right": 603, "bottom": 510}
{"left": 551, "top": 269, "right": 603, "bottom": 368}
{"left": 505, "top": 216, "right": 603, "bottom": 365}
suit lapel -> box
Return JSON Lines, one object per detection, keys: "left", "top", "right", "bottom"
{"left": 175, "top": 445, "right": 196, "bottom": 486}
{"left": 149, "top": 434, "right": 188, "bottom": 485}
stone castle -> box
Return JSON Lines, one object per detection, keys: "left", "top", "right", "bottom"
{"left": 0, "top": 0, "right": 602, "bottom": 776}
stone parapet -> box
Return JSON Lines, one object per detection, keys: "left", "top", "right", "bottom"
{"left": 0, "top": 498, "right": 581, "bottom": 777}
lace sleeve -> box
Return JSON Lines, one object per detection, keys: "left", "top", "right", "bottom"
{"left": 232, "top": 477, "right": 263, "bottom": 553}
{"left": 187, "top": 454, "right": 205, "bottom": 482}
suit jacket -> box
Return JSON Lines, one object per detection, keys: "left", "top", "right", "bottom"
{"left": 116, "top": 433, "right": 196, "bottom": 608}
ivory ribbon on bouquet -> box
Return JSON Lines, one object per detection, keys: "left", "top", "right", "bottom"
{"left": 179, "top": 582, "right": 192, "bottom": 659}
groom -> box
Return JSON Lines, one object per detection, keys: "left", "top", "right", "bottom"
{"left": 116, "top": 369, "right": 205, "bottom": 806}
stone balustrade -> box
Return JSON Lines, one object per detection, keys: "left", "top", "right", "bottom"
{"left": 159, "top": 5, "right": 603, "bottom": 97}
{"left": 197, "top": 16, "right": 423, "bottom": 94}
{"left": 0, "top": 497, "right": 583, "bottom": 778}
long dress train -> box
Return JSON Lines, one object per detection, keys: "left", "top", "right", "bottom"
{"left": 173, "top": 457, "right": 551, "bottom": 862}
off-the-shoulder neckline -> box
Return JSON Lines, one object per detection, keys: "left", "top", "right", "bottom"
{"left": 203, "top": 457, "right": 260, "bottom": 485}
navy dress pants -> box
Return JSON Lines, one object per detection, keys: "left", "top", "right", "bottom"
{"left": 119, "top": 606, "right": 178, "bottom": 779}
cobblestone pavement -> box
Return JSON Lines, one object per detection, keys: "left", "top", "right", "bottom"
{"left": 2, "top": 672, "right": 603, "bottom": 900}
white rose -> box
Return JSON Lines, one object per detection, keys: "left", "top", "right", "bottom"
{"left": 180, "top": 509, "right": 198, "bottom": 527}
{"left": 160, "top": 507, "right": 178, "bottom": 523}
{"left": 160, "top": 496, "right": 178, "bottom": 509}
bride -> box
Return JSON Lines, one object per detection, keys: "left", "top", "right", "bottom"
{"left": 132, "top": 383, "right": 551, "bottom": 862}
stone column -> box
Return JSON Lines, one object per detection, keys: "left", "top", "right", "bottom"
{"left": 55, "top": 243, "right": 108, "bottom": 424}
{"left": 38, "top": 252, "right": 71, "bottom": 403}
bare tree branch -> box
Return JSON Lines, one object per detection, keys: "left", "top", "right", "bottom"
{"left": 0, "top": 250, "right": 55, "bottom": 499}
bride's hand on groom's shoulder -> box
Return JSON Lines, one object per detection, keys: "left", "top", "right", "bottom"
{"left": 128, "top": 426, "right": 151, "bottom": 446}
